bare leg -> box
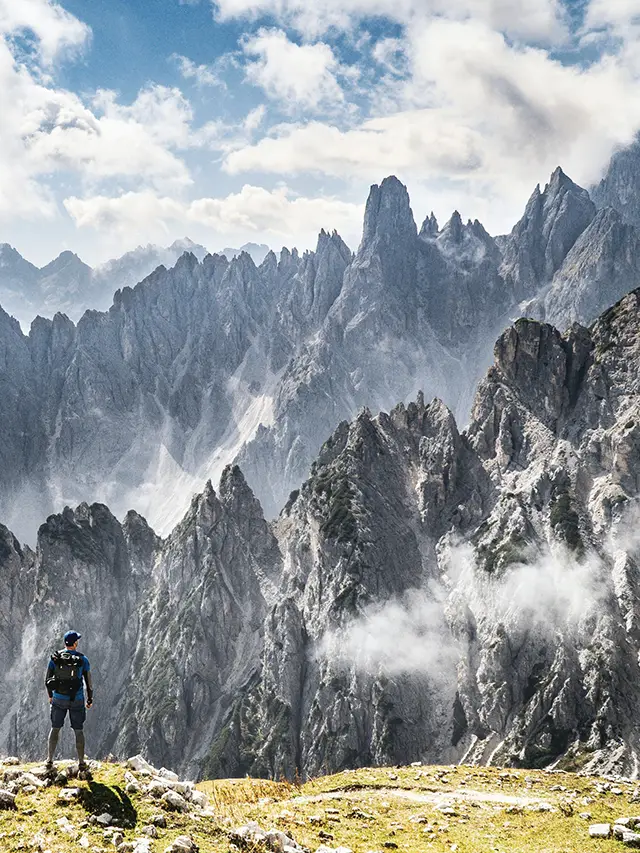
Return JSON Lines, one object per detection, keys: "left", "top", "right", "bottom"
{"left": 74, "top": 729, "right": 85, "bottom": 765}
{"left": 47, "top": 728, "right": 61, "bottom": 763}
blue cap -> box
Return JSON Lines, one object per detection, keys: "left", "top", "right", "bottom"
{"left": 64, "top": 630, "right": 81, "bottom": 645}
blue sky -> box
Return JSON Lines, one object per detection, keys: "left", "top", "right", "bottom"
{"left": 1, "top": 0, "right": 640, "bottom": 265}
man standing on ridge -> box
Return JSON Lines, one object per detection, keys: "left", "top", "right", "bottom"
{"left": 44, "top": 630, "right": 93, "bottom": 776}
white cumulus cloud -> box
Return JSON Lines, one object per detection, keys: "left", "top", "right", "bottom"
{"left": 223, "top": 17, "right": 640, "bottom": 232}
{"left": 64, "top": 184, "right": 363, "bottom": 250}
{"left": 0, "top": 0, "right": 90, "bottom": 61}
{"left": 0, "top": 3, "right": 199, "bottom": 221}
{"left": 242, "top": 28, "right": 347, "bottom": 112}
{"left": 172, "top": 53, "right": 228, "bottom": 88}
{"left": 214, "top": 0, "right": 567, "bottom": 41}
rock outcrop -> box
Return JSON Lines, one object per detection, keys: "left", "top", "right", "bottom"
{"left": 500, "top": 167, "right": 596, "bottom": 300}
{"left": 592, "top": 136, "right": 640, "bottom": 227}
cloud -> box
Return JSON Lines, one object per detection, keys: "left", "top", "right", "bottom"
{"left": 92, "top": 84, "right": 194, "bottom": 148}
{"left": 242, "top": 28, "right": 347, "bottom": 112}
{"left": 214, "top": 0, "right": 567, "bottom": 41}
{"left": 222, "top": 18, "right": 640, "bottom": 231}
{"left": 21, "top": 84, "right": 193, "bottom": 193}
{"left": 322, "top": 541, "right": 611, "bottom": 682}
{"left": 319, "top": 583, "right": 461, "bottom": 680}
{"left": 448, "top": 543, "right": 610, "bottom": 630}
{"left": 172, "top": 53, "right": 228, "bottom": 88}
{"left": 586, "top": 0, "right": 640, "bottom": 31}
{"left": 223, "top": 113, "right": 483, "bottom": 180}
{"left": 63, "top": 184, "right": 363, "bottom": 248}
{"left": 0, "top": 0, "right": 90, "bottom": 62}
{"left": 0, "top": 5, "right": 198, "bottom": 221}
{"left": 371, "top": 37, "right": 408, "bottom": 77}
{"left": 192, "top": 104, "right": 267, "bottom": 153}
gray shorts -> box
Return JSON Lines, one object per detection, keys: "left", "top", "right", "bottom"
{"left": 51, "top": 698, "right": 86, "bottom": 730}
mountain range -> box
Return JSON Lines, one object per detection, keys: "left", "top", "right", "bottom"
{"left": 0, "top": 239, "right": 270, "bottom": 330}
{"left": 1, "top": 151, "right": 640, "bottom": 543}
{"left": 1, "top": 140, "right": 640, "bottom": 779}
{"left": 0, "top": 285, "right": 638, "bottom": 780}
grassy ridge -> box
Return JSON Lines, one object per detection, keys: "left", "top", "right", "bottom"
{"left": 0, "top": 761, "right": 637, "bottom": 852}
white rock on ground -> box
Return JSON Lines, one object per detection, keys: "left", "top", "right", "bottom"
{"left": 127, "top": 755, "right": 156, "bottom": 775}
{"left": 623, "top": 831, "right": 640, "bottom": 848}
{"left": 164, "top": 836, "right": 199, "bottom": 852}
{"left": 589, "top": 823, "right": 611, "bottom": 838}
{"left": 161, "top": 790, "right": 189, "bottom": 811}
{"left": 159, "top": 768, "right": 180, "bottom": 782}
{"left": 190, "top": 790, "right": 208, "bottom": 808}
{"left": 57, "top": 788, "right": 81, "bottom": 803}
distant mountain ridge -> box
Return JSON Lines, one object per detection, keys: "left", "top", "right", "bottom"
{"left": 0, "top": 238, "right": 208, "bottom": 329}
{"left": 0, "top": 239, "right": 273, "bottom": 330}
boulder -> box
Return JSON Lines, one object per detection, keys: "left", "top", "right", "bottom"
{"left": 18, "top": 772, "right": 46, "bottom": 788}
{"left": 158, "top": 768, "right": 180, "bottom": 782}
{"left": 161, "top": 789, "right": 189, "bottom": 812}
{"left": 57, "top": 787, "right": 81, "bottom": 803}
{"left": 190, "top": 789, "right": 208, "bottom": 808}
{"left": 127, "top": 755, "right": 156, "bottom": 775}
{"left": 145, "top": 781, "right": 168, "bottom": 799}
{"left": 265, "top": 828, "right": 296, "bottom": 852}
{"left": 164, "top": 836, "right": 199, "bottom": 853}
{"left": 589, "top": 824, "right": 611, "bottom": 838}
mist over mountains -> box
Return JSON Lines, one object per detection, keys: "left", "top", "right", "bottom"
{"left": 0, "top": 239, "right": 270, "bottom": 330}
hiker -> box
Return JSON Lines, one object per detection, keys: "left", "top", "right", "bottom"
{"left": 44, "top": 630, "right": 93, "bottom": 774}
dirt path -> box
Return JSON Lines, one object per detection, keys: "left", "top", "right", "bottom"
{"left": 291, "top": 786, "right": 549, "bottom": 809}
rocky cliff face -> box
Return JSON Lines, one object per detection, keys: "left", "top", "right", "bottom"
{"left": 4, "top": 157, "right": 640, "bottom": 545}
{"left": 236, "top": 288, "right": 640, "bottom": 780}
{"left": 2, "top": 290, "right": 640, "bottom": 780}
{"left": 500, "top": 167, "right": 596, "bottom": 300}
{"left": 592, "top": 137, "right": 640, "bottom": 227}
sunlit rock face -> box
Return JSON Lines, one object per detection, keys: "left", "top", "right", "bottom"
{"left": 3, "top": 288, "right": 640, "bottom": 780}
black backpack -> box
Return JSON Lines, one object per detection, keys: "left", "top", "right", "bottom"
{"left": 47, "top": 650, "right": 83, "bottom": 699}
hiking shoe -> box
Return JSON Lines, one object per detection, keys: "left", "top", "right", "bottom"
{"left": 78, "top": 763, "right": 92, "bottom": 780}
